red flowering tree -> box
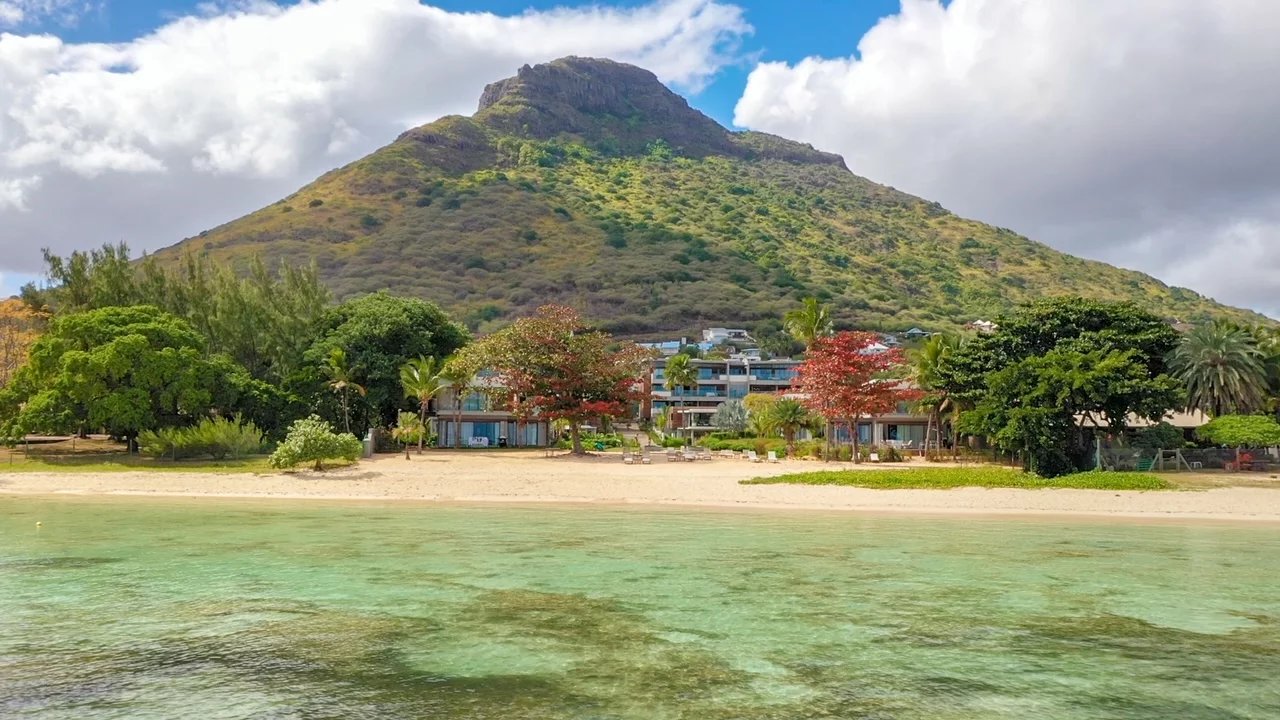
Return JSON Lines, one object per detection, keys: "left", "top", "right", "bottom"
{"left": 799, "top": 331, "right": 917, "bottom": 462}
{"left": 462, "top": 305, "right": 649, "bottom": 455}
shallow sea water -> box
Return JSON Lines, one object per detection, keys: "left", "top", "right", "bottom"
{"left": 1, "top": 496, "right": 1278, "bottom": 719}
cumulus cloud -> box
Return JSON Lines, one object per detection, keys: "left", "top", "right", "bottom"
{"left": 735, "top": 0, "right": 1280, "bottom": 318}
{"left": 0, "top": 0, "right": 748, "bottom": 289}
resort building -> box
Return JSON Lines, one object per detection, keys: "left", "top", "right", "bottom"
{"left": 647, "top": 356, "right": 932, "bottom": 446}
{"left": 433, "top": 377, "right": 552, "bottom": 448}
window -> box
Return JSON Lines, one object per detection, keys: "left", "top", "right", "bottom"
{"left": 729, "top": 366, "right": 747, "bottom": 376}
{"left": 698, "top": 367, "right": 716, "bottom": 380}
{"left": 463, "top": 392, "right": 487, "bottom": 411}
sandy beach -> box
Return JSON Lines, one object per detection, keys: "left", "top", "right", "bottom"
{"left": 3, "top": 449, "right": 1280, "bottom": 522}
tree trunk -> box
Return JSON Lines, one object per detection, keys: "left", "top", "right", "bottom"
{"left": 418, "top": 403, "right": 426, "bottom": 454}
{"left": 453, "top": 389, "right": 462, "bottom": 449}
{"left": 785, "top": 428, "right": 796, "bottom": 458}
{"left": 922, "top": 412, "right": 934, "bottom": 458}
{"left": 341, "top": 389, "right": 351, "bottom": 434}
{"left": 850, "top": 418, "right": 861, "bottom": 464}
{"left": 570, "top": 423, "right": 584, "bottom": 455}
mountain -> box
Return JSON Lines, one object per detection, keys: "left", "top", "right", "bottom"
{"left": 156, "top": 57, "right": 1269, "bottom": 336}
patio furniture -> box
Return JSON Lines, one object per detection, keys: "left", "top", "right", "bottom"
{"left": 767, "top": 451, "right": 779, "bottom": 463}
{"left": 623, "top": 451, "right": 634, "bottom": 465}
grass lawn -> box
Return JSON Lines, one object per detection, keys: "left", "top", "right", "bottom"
{"left": 0, "top": 454, "right": 284, "bottom": 474}
{"left": 743, "top": 467, "right": 1175, "bottom": 491}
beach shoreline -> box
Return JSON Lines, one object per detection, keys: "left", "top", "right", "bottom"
{"left": 3, "top": 450, "right": 1280, "bottom": 523}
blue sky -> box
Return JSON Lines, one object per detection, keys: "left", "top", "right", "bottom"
{"left": 3, "top": 1, "right": 1279, "bottom": 316}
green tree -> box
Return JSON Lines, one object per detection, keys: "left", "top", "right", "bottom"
{"left": 1169, "top": 322, "right": 1268, "bottom": 417}
{"left": 912, "top": 334, "right": 961, "bottom": 456}
{"left": 710, "top": 399, "right": 749, "bottom": 434}
{"left": 461, "top": 305, "right": 648, "bottom": 454}
{"left": 663, "top": 354, "right": 698, "bottom": 438}
{"left": 784, "top": 297, "right": 833, "bottom": 348}
{"left": 392, "top": 411, "right": 425, "bottom": 460}
{"left": 944, "top": 299, "right": 1184, "bottom": 477}
{"left": 400, "top": 355, "right": 447, "bottom": 454}
{"left": 768, "top": 398, "right": 811, "bottom": 457}
{"left": 309, "top": 293, "right": 468, "bottom": 431}
{"left": 0, "top": 306, "right": 234, "bottom": 450}
{"left": 322, "top": 347, "right": 366, "bottom": 435}
{"left": 269, "top": 415, "right": 362, "bottom": 471}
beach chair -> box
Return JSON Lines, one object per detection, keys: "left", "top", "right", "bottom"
{"left": 640, "top": 451, "right": 652, "bottom": 465}
{"left": 666, "top": 448, "right": 680, "bottom": 462}
{"left": 682, "top": 449, "right": 698, "bottom": 462}
{"left": 623, "top": 451, "right": 634, "bottom": 465}
{"left": 699, "top": 448, "right": 712, "bottom": 461}
{"left": 767, "top": 451, "right": 779, "bottom": 463}
{"left": 747, "top": 450, "right": 762, "bottom": 463}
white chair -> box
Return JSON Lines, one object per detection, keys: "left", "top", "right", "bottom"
{"left": 767, "top": 451, "right": 779, "bottom": 463}
{"left": 747, "top": 450, "right": 762, "bottom": 463}
{"left": 623, "top": 451, "right": 634, "bottom": 465}
{"left": 640, "top": 451, "right": 652, "bottom": 465}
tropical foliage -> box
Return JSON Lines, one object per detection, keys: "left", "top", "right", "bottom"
{"left": 1168, "top": 322, "right": 1270, "bottom": 417}
{"left": 0, "top": 306, "right": 257, "bottom": 449}
{"left": 138, "top": 417, "right": 266, "bottom": 460}
{"left": 269, "top": 415, "right": 363, "bottom": 471}
{"left": 709, "top": 399, "right": 749, "bottom": 434}
{"left": 663, "top": 353, "right": 698, "bottom": 434}
{"left": 400, "top": 355, "right": 447, "bottom": 453}
{"left": 943, "top": 298, "right": 1184, "bottom": 477}
{"left": 744, "top": 468, "right": 1172, "bottom": 490}
{"left": 1195, "top": 415, "right": 1280, "bottom": 448}
{"left": 784, "top": 297, "right": 833, "bottom": 348}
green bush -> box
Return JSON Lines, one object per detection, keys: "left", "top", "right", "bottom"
{"left": 557, "top": 431, "right": 623, "bottom": 450}
{"left": 139, "top": 418, "right": 267, "bottom": 460}
{"left": 698, "top": 437, "right": 785, "bottom": 453}
{"left": 1133, "top": 422, "right": 1186, "bottom": 450}
{"left": 1196, "top": 415, "right": 1280, "bottom": 448}
{"left": 269, "top": 415, "right": 362, "bottom": 471}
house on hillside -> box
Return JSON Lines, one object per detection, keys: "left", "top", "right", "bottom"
{"left": 965, "top": 319, "right": 998, "bottom": 334}
{"left": 903, "top": 327, "right": 929, "bottom": 341}
{"left": 702, "top": 328, "right": 753, "bottom": 345}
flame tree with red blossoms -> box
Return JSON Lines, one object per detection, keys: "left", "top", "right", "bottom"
{"left": 798, "top": 331, "right": 918, "bottom": 463}
{"left": 460, "top": 305, "right": 650, "bottom": 455}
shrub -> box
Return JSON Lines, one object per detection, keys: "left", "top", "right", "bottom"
{"left": 1133, "top": 422, "right": 1186, "bottom": 450}
{"left": 308, "top": 199, "right": 324, "bottom": 208}
{"left": 557, "top": 431, "right": 624, "bottom": 450}
{"left": 698, "top": 437, "right": 785, "bottom": 453}
{"left": 139, "top": 418, "right": 266, "bottom": 460}
{"left": 269, "top": 415, "right": 362, "bottom": 471}
{"left": 1196, "top": 415, "right": 1280, "bottom": 448}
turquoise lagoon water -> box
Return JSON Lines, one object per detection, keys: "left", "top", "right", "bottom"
{"left": 1, "top": 497, "right": 1278, "bottom": 719}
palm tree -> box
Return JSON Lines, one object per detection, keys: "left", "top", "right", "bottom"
{"left": 768, "top": 398, "right": 811, "bottom": 457}
{"left": 912, "top": 334, "right": 960, "bottom": 456}
{"left": 664, "top": 354, "right": 698, "bottom": 441}
{"left": 391, "top": 411, "right": 424, "bottom": 460}
{"left": 1169, "top": 322, "right": 1268, "bottom": 417}
{"left": 784, "top": 297, "right": 833, "bottom": 348}
{"left": 400, "top": 355, "right": 446, "bottom": 454}
{"left": 439, "top": 358, "right": 473, "bottom": 449}
{"left": 323, "top": 347, "right": 366, "bottom": 435}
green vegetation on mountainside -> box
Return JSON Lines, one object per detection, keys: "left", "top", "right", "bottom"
{"left": 159, "top": 57, "right": 1266, "bottom": 336}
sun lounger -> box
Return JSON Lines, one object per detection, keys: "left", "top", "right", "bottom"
{"left": 641, "top": 451, "right": 652, "bottom": 465}
{"left": 623, "top": 451, "right": 634, "bottom": 464}
{"left": 767, "top": 450, "right": 779, "bottom": 463}
{"left": 747, "top": 450, "right": 762, "bottom": 463}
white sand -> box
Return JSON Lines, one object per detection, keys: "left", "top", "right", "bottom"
{"left": 3, "top": 450, "right": 1279, "bottom": 522}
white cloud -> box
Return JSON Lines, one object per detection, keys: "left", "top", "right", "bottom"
{"left": 734, "top": 0, "right": 1280, "bottom": 318}
{"left": 0, "top": 1, "right": 97, "bottom": 28}
{"left": 0, "top": 0, "right": 748, "bottom": 277}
